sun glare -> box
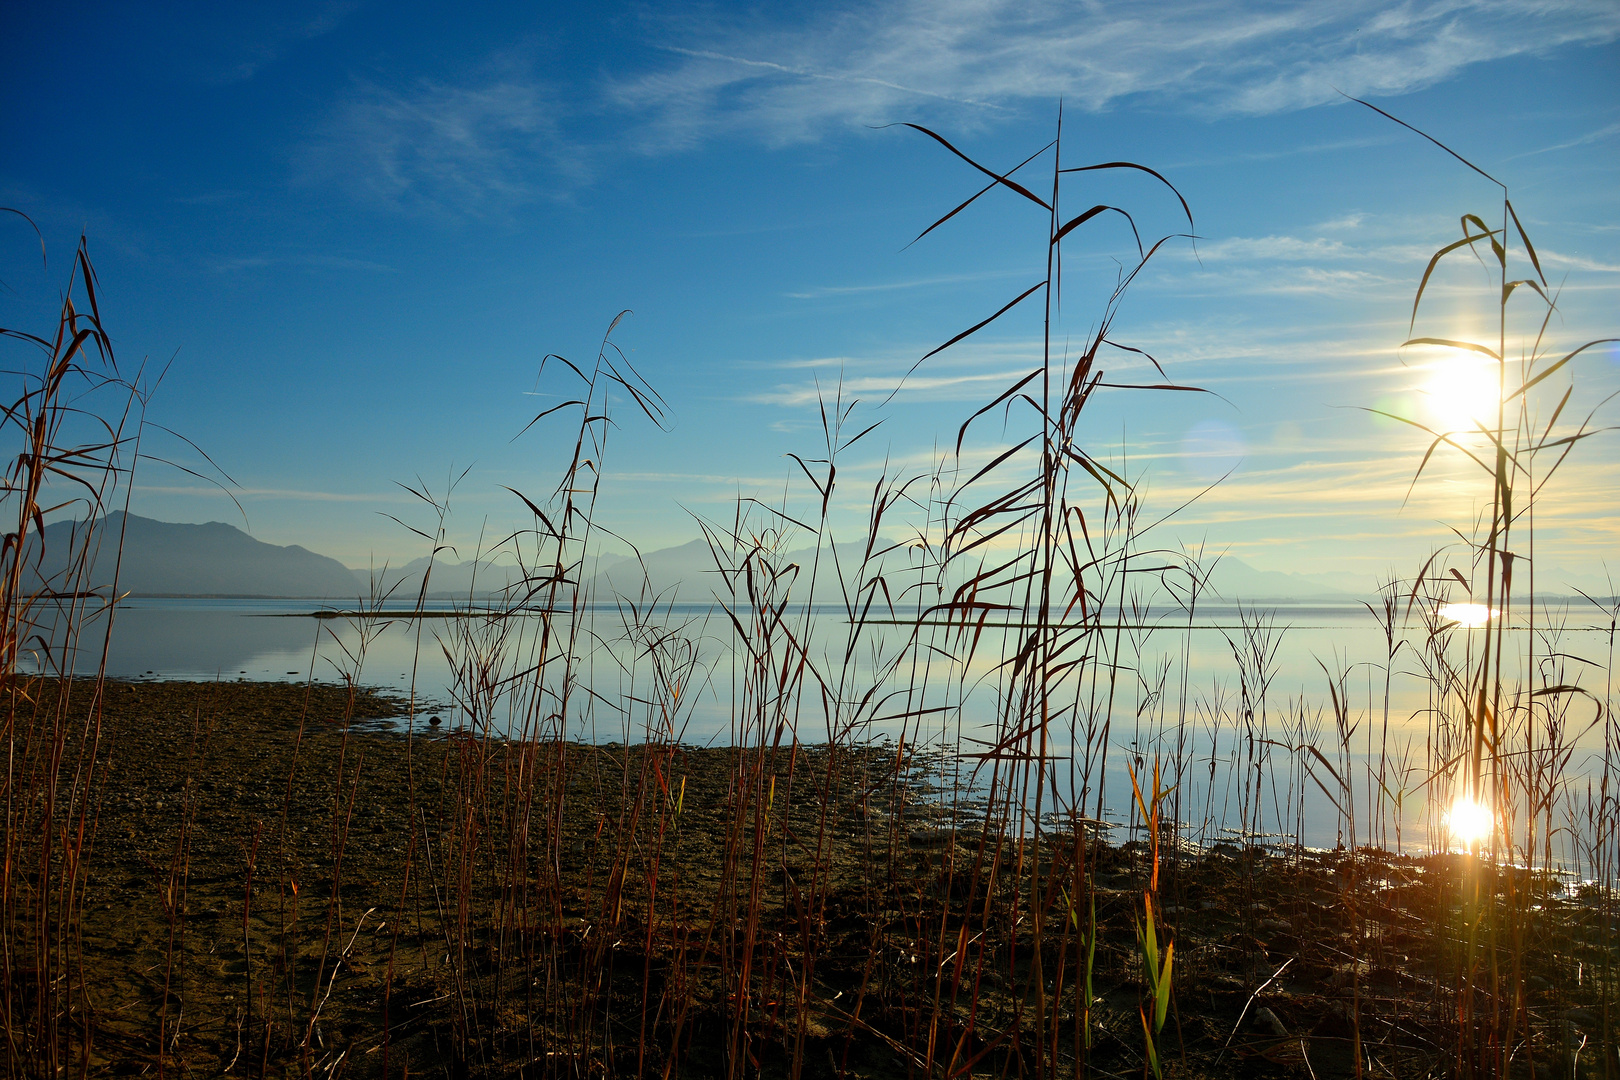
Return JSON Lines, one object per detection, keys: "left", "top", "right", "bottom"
{"left": 1437, "top": 602, "right": 1496, "bottom": 627}
{"left": 1422, "top": 354, "right": 1500, "bottom": 432}
{"left": 1446, "top": 796, "right": 1494, "bottom": 849}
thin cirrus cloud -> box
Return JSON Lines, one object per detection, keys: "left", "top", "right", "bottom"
{"left": 306, "top": 1, "right": 1616, "bottom": 212}
{"left": 1187, "top": 235, "right": 1362, "bottom": 262}
{"left": 740, "top": 336, "right": 1184, "bottom": 407}
{"left": 1535, "top": 248, "right": 1620, "bottom": 273}
{"left": 1507, "top": 119, "right": 1620, "bottom": 158}
{"left": 746, "top": 366, "right": 1039, "bottom": 407}
{"left": 208, "top": 0, "right": 365, "bottom": 84}
{"left": 208, "top": 253, "right": 399, "bottom": 274}
{"left": 783, "top": 269, "right": 1027, "bottom": 300}
{"left": 1157, "top": 452, "right": 1620, "bottom": 568}
{"left": 610, "top": 0, "right": 1620, "bottom": 146}
{"left": 299, "top": 75, "right": 584, "bottom": 213}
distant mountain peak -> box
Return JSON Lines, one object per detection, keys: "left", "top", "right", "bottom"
{"left": 32, "top": 513, "right": 360, "bottom": 599}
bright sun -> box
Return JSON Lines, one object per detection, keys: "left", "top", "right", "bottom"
{"left": 1422, "top": 354, "right": 1500, "bottom": 432}
{"left": 1446, "top": 796, "right": 1494, "bottom": 849}
{"left": 1438, "top": 602, "right": 1496, "bottom": 628}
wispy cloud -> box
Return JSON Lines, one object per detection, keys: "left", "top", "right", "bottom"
{"left": 300, "top": 71, "right": 583, "bottom": 214}
{"left": 1191, "top": 235, "right": 1359, "bottom": 261}
{"left": 658, "top": 44, "right": 1011, "bottom": 114}
{"left": 210, "top": 1, "right": 364, "bottom": 84}
{"left": 1316, "top": 213, "right": 1369, "bottom": 231}
{"left": 1166, "top": 137, "right": 1396, "bottom": 171}
{"left": 735, "top": 331, "right": 1208, "bottom": 406}
{"left": 783, "top": 269, "right": 1025, "bottom": 300}
{"left": 742, "top": 355, "right": 874, "bottom": 371}
{"left": 745, "top": 367, "right": 1035, "bottom": 408}
{"left": 611, "top": 0, "right": 1620, "bottom": 146}
{"left": 311, "top": 2, "right": 1616, "bottom": 212}
{"left": 1508, "top": 119, "right": 1620, "bottom": 159}
{"left": 208, "top": 252, "right": 398, "bottom": 274}
{"left": 1537, "top": 248, "right": 1620, "bottom": 273}
{"left": 606, "top": 470, "right": 796, "bottom": 488}
{"left": 819, "top": 407, "right": 1617, "bottom": 575}
{"left": 1144, "top": 448, "right": 1620, "bottom": 566}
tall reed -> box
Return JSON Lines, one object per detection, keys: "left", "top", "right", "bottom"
{"left": 0, "top": 225, "right": 145, "bottom": 1076}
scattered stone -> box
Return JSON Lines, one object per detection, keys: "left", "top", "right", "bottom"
{"left": 1253, "top": 1006, "right": 1289, "bottom": 1038}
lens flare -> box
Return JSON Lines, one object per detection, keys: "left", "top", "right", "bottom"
{"left": 1437, "top": 602, "right": 1496, "bottom": 628}
{"left": 1180, "top": 419, "right": 1245, "bottom": 483}
{"left": 1446, "top": 796, "right": 1493, "bottom": 848}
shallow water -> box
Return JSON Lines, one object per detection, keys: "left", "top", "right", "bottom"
{"left": 25, "top": 594, "right": 1619, "bottom": 861}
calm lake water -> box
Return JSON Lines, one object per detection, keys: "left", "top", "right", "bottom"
{"left": 29, "top": 595, "right": 1619, "bottom": 861}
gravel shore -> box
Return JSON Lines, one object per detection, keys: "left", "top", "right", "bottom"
{"left": 9, "top": 678, "right": 1615, "bottom": 1078}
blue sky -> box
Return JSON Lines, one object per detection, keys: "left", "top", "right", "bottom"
{"left": 3, "top": 1, "right": 1617, "bottom": 588}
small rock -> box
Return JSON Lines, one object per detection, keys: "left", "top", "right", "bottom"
{"left": 1563, "top": 1007, "right": 1599, "bottom": 1031}
{"left": 1326, "top": 962, "right": 1364, "bottom": 989}
{"left": 1252, "top": 1007, "right": 1289, "bottom": 1038}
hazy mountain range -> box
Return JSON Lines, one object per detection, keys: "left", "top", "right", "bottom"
{"left": 32, "top": 512, "right": 358, "bottom": 598}
{"left": 23, "top": 513, "right": 1612, "bottom": 603}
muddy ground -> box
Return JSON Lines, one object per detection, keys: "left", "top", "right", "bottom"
{"left": 4, "top": 679, "right": 1617, "bottom": 1078}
